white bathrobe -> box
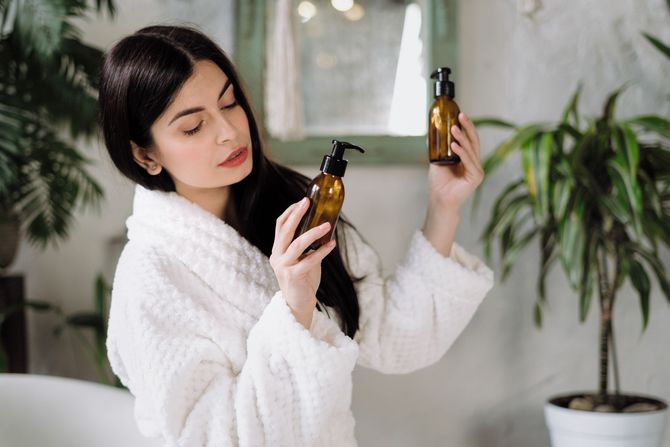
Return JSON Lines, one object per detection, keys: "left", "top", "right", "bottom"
{"left": 106, "top": 185, "right": 494, "bottom": 447}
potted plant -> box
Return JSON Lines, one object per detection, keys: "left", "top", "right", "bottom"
{"left": 0, "top": 0, "right": 116, "bottom": 380}
{"left": 472, "top": 82, "right": 669, "bottom": 445}
{"left": 0, "top": 0, "right": 116, "bottom": 270}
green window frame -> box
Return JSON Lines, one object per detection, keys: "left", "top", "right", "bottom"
{"left": 233, "top": 0, "right": 458, "bottom": 165}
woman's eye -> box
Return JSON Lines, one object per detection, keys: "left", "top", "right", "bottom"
{"left": 221, "top": 100, "right": 239, "bottom": 110}
{"left": 182, "top": 102, "right": 238, "bottom": 136}
{"left": 184, "top": 121, "right": 202, "bottom": 136}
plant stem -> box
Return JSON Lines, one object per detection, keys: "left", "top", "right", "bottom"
{"left": 597, "top": 245, "right": 612, "bottom": 404}
{"left": 609, "top": 251, "right": 622, "bottom": 406}
{"left": 610, "top": 320, "right": 622, "bottom": 401}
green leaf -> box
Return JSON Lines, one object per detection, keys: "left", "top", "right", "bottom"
{"left": 1, "top": 0, "right": 15, "bottom": 33}
{"left": 618, "top": 124, "right": 640, "bottom": 175}
{"left": 608, "top": 127, "right": 644, "bottom": 241}
{"left": 627, "top": 243, "right": 670, "bottom": 305}
{"left": 561, "top": 84, "right": 582, "bottom": 126}
{"left": 602, "top": 86, "right": 627, "bottom": 124}
{"left": 479, "top": 179, "right": 526, "bottom": 258}
{"left": 485, "top": 193, "right": 532, "bottom": 242}
{"left": 94, "top": 0, "right": 116, "bottom": 17}
{"left": 578, "top": 274, "right": 594, "bottom": 322}
{"left": 0, "top": 300, "right": 57, "bottom": 325}
{"left": 603, "top": 198, "right": 631, "bottom": 226}
{"left": 579, "top": 236, "right": 598, "bottom": 322}
{"left": 471, "top": 117, "right": 516, "bottom": 129}
{"left": 537, "top": 231, "right": 558, "bottom": 306}
{"left": 639, "top": 145, "right": 670, "bottom": 181}
{"left": 558, "top": 191, "right": 587, "bottom": 289}
{"left": 482, "top": 124, "right": 545, "bottom": 175}
{"left": 608, "top": 161, "right": 643, "bottom": 241}
{"left": 501, "top": 220, "right": 540, "bottom": 281}
{"left": 489, "top": 179, "right": 526, "bottom": 223}
{"left": 94, "top": 275, "right": 107, "bottom": 316}
{"left": 65, "top": 312, "right": 104, "bottom": 332}
{"left": 93, "top": 274, "right": 110, "bottom": 354}
{"left": 551, "top": 166, "right": 576, "bottom": 220}
{"left": 7, "top": 117, "right": 104, "bottom": 247}
{"left": 524, "top": 132, "right": 553, "bottom": 224}
{"left": 615, "top": 253, "right": 632, "bottom": 290}
{"left": 639, "top": 170, "right": 662, "bottom": 218}
{"left": 24, "top": 300, "right": 57, "bottom": 312}
{"left": 13, "top": 0, "right": 68, "bottom": 63}
{"left": 629, "top": 259, "right": 651, "bottom": 330}
{"left": 647, "top": 212, "right": 670, "bottom": 247}
{"left": 643, "top": 33, "right": 670, "bottom": 62}
{"left": 626, "top": 115, "right": 670, "bottom": 140}
{"left": 556, "top": 123, "right": 583, "bottom": 142}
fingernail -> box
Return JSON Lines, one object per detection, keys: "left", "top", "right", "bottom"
{"left": 320, "top": 222, "right": 330, "bottom": 229}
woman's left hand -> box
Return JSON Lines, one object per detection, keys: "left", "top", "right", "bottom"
{"left": 428, "top": 112, "right": 485, "bottom": 212}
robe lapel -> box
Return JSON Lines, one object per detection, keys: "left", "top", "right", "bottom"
{"left": 125, "top": 185, "right": 279, "bottom": 320}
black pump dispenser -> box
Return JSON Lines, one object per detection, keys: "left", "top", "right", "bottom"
{"left": 320, "top": 139, "right": 365, "bottom": 177}
{"left": 431, "top": 67, "right": 455, "bottom": 99}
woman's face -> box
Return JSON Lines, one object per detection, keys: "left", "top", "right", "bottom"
{"left": 133, "top": 59, "right": 253, "bottom": 195}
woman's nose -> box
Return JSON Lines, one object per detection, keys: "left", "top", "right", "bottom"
{"left": 214, "top": 113, "right": 238, "bottom": 145}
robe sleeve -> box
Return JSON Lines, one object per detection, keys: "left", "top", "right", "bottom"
{"left": 343, "top": 226, "right": 494, "bottom": 374}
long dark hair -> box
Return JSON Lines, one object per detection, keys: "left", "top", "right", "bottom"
{"left": 98, "top": 25, "right": 361, "bottom": 338}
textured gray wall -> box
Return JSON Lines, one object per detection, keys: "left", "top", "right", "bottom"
{"left": 9, "top": 1, "right": 669, "bottom": 446}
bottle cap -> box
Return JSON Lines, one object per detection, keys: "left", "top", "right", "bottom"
{"left": 321, "top": 139, "right": 365, "bottom": 177}
{"left": 431, "top": 67, "right": 455, "bottom": 99}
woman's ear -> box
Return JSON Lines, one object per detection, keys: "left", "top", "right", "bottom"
{"left": 130, "top": 141, "right": 163, "bottom": 175}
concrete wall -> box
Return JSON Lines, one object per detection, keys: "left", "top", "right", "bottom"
{"left": 8, "top": 0, "right": 670, "bottom": 445}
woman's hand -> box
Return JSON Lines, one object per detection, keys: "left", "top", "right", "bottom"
{"left": 270, "top": 197, "right": 336, "bottom": 329}
{"left": 428, "top": 112, "right": 485, "bottom": 211}
{"left": 422, "top": 112, "right": 485, "bottom": 257}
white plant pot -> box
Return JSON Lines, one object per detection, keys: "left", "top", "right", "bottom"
{"left": 544, "top": 394, "right": 668, "bottom": 447}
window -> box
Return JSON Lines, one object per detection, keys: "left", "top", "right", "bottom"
{"left": 234, "top": 0, "right": 458, "bottom": 165}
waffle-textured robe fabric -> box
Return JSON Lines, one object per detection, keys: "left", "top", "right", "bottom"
{"left": 106, "top": 185, "right": 494, "bottom": 446}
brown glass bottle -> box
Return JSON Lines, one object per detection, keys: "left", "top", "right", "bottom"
{"left": 296, "top": 172, "right": 344, "bottom": 251}
{"left": 428, "top": 67, "right": 461, "bottom": 165}
{"left": 293, "top": 140, "right": 365, "bottom": 252}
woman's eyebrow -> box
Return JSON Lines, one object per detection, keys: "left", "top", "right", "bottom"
{"left": 168, "top": 79, "right": 233, "bottom": 126}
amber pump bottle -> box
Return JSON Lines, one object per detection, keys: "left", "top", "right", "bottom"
{"left": 428, "top": 67, "right": 461, "bottom": 165}
{"left": 293, "top": 139, "right": 365, "bottom": 252}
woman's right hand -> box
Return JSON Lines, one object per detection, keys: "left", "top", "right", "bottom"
{"left": 270, "top": 197, "right": 337, "bottom": 329}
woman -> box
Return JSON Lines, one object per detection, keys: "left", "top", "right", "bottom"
{"left": 99, "top": 25, "right": 494, "bottom": 447}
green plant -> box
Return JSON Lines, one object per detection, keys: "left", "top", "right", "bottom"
{"left": 0, "top": 274, "right": 122, "bottom": 388}
{"left": 0, "top": 0, "right": 115, "bottom": 248}
{"left": 472, "top": 87, "right": 670, "bottom": 408}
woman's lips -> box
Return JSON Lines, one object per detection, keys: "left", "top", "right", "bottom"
{"left": 218, "top": 146, "right": 248, "bottom": 167}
